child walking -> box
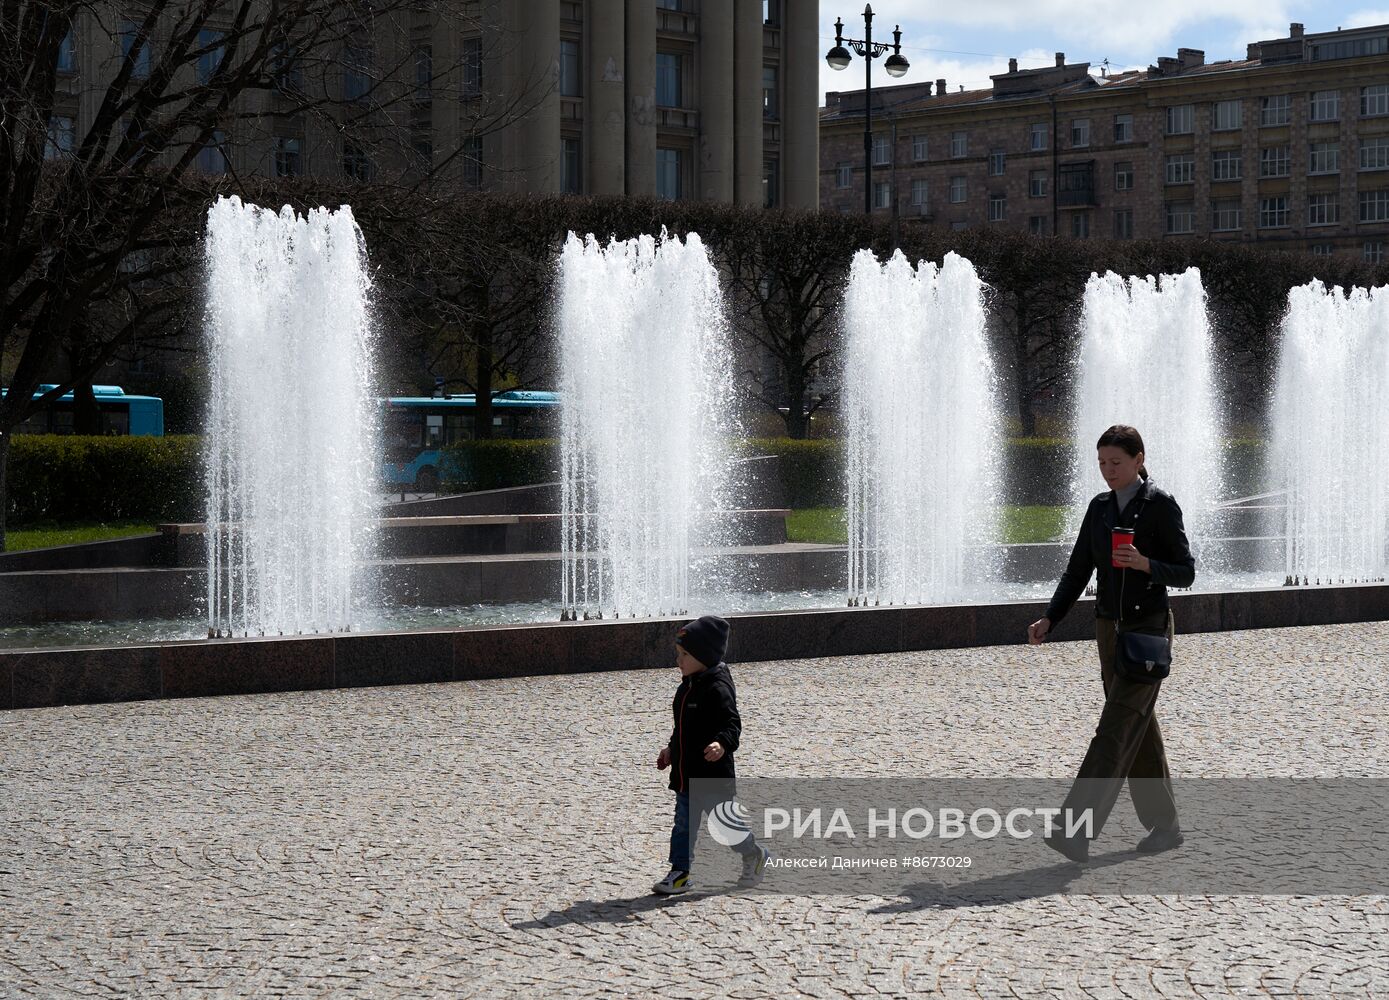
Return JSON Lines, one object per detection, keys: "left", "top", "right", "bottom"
{"left": 653, "top": 615, "right": 772, "bottom": 895}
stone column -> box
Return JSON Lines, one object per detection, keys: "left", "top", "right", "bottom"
{"left": 624, "top": 1, "right": 656, "bottom": 197}
{"left": 586, "top": 0, "right": 625, "bottom": 195}
{"left": 732, "top": 0, "right": 763, "bottom": 205}
{"left": 781, "top": 0, "right": 821, "bottom": 210}
{"left": 698, "top": 0, "right": 735, "bottom": 202}
{"left": 503, "top": 0, "right": 560, "bottom": 193}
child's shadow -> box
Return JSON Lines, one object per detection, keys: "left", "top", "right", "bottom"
{"left": 870, "top": 849, "right": 1140, "bottom": 913}
{"left": 511, "top": 887, "right": 732, "bottom": 930}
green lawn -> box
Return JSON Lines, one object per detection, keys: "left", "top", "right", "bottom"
{"left": 5, "top": 521, "right": 157, "bottom": 553}
{"left": 787, "top": 506, "right": 1067, "bottom": 545}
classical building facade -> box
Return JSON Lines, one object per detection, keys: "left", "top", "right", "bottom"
{"left": 45, "top": 0, "right": 820, "bottom": 209}
{"left": 819, "top": 22, "right": 1389, "bottom": 259}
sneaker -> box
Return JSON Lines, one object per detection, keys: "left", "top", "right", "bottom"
{"left": 738, "top": 846, "right": 772, "bottom": 887}
{"left": 1136, "top": 826, "right": 1184, "bottom": 854}
{"left": 1043, "top": 831, "right": 1089, "bottom": 864}
{"left": 652, "top": 869, "right": 692, "bottom": 895}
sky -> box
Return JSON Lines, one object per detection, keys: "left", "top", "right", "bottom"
{"left": 816, "top": 1, "right": 1389, "bottom": 103}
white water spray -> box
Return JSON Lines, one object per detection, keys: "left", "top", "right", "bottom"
{"left": 557, "top": 232, "right": 735, "bottom": 619}
{"left": 1071, "top": 269, "right": 1223, "bottom": 547}
{"left": 843, "top": 249, "right": 1001, "bottom": 606}
{"left": 203, "top": 196, "right": 378, "bottom": 638}
{"left": 1269, "top": 281, "right": 1389, "bottom": 583}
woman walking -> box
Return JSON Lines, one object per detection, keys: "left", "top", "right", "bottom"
{"left": 1027, "top": 424, "right": 1196, "bottom": 863}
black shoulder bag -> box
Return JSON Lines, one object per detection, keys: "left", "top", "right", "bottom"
{"left": 1114, "top": 494, "right": 1172, "bottom": 684}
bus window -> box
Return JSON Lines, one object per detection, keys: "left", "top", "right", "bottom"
{"left": 445, "top": 412, "right": 471, "bottom": 443}
{"left": 101, "top": 406, "right": 130, "bottom": 435}
{"left": 426, "top": 413, "right": 444, "bottom": 447}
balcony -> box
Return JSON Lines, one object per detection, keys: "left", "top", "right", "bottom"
{"left": 656, "top": 107, "right": 698, "bottom": 130}
{"left": 1057, "top": 161, "right": 1097, "bottom": 207}
{"left": 657, "top": 9, "right": 698, "bottom": 35}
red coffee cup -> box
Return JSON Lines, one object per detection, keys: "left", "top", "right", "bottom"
{"left": 1111, "top": 526, "right": 1135, "bottom": 568}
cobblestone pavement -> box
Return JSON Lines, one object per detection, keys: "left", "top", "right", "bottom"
{"left": 3, "top": 621, "right": 1388, "bottom": 999}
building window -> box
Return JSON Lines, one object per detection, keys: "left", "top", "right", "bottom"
{"left": 910, "top": 178, "right": 928, "bottom": 206}
{"left": 196, "top": 130, "right": 228, "bottom": 174}
{"left": 1071, "top": 212, "right": 1090, "bottom": 238}
{"left": 560, "top": 39, "right": 581, "bottom": 97}
{"left": 1361, "top": 84, "right": 1389, "bottom": 117}
{"left": 951, "top": 131, "right": 968, "bottom": 157}
{"left": 1113, "top": 114, "right": 1133, "bottom": 143}
{"left": 342, "top": 140, "right": 373, "bottom": 181}
{"left": 1029, "top": 170, "right": 1047, "bottom": 198}
{"left": 1071, "top": 118, "right": 1090, "bottom": 147}
{"left": 762, "top": 65, "right": 778, "bottom": 119}
{"left": 45, "top": 115, "right": 75, "bottom": 159}
{"left": 1312, "top": 36, "right": 1389, "bottom": 59}
{"left": 1114, "top": 161, "right": 1134, "bottom": 191}
{"left": 1359, "top": 189, "right": 1389, "bottom": 222}
{"left": 561, "top": 137, "right": 582, "bottom": 194}
{"left": 1165, "top": 153, "right": 1195, "bottom": 185}
{"left": 1029, "top": 123, "right": 1047, "bottom": 151}
{"left": 656, "top": 147, "right": 682, "bottom": 199}
{"left": 1310, "top": 90, "right": 1340, "bottom": 122}
{"left": 657, "top": 0, "right": 682, "bottom": 8}
{"left": 198, "top": 29, "right": 226, "bottom": 85}
{"left": 1211, "top": 199, "right": 1242, "bottom": 231}
{"left": 911, "top": 135, "right": 928, "bottom": 161}
{"left": 343, "top": 43, "right": 371, "bottom": 101}
{"left": 988, "top": 194, "right": 1006, "bottom": 222}
{"left": 656, "top": 53, "right": 682, "bottom": 107}
{"left": 1260, "top": 146, "right": 1290, "bottom": 177}
{"left": 988, "top": 149, "right": 1005, "bottom": 176}
{"left": 1114, "top": 209, "right": 1133, "bottom": 239}
{"left": 462, "top": 37, "right": 482, "bottom": 97}
{"left": 1259, "top": 196, "right": 1290, "bottom": 228}
{"left": 1360, "top": 137, "right": 1389, "bottom": 170}
{"left": 949, "top": 176, "right": 966, "bottom": 203}
{"left": 1260, "top": 94, "right": 1291, "bottom": 126}
{"left": 1212, "top": 100, "right": 1242, "bottom": 131}
{"left": 463, "top": 136, "right": 483, "bottom": 188}
{"left": 273, "top": 136, "right": 302, "bottom": 177}
{"left": 836, "top": 162, "right": 853, "bottom": 189}
{"left": 1166, "top": 104, "right": 1194, "bottom": 135}
{"left": 1311, "top": 243, "right": 1334, "bottom": 256}
{"left": 1029, "top": 216, "right": 1047, "bottom": 235}
{"left": 871, "top": 134, "right": 890, "bottom": 166}
{"left": 951, "top": 221, "right": 969, "bottom": 231}
{"left": 1308, "top": 192, "right": 1339, "bottom": 226}
{"left": 1165, "top": 201, "right": 1195, "bottom": 234}
{"left": 57, "top": 28, "right": 76, "bottom": 74}
{"left": 762, "top": 0, "right": 780, "bottom": 25}
{"left": 1309, "top": 142, "right": 1340, "bottom": 174}
{"left": 873, "top": 181, "right": 891, "bottom": 209}
{"left": 1212, "top": 149, "right": 1242, "bottom": 181}
{"left": 121, "top": 21, "right": 151, "bottom": 79}
{"left": 763, "top": 157, "right": 779, "bottom": 207}
{"left": 1366, "top": 241, "right": 1385, "bottom": 263}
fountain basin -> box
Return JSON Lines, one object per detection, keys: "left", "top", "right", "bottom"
{"left": 2, "top": 583, "right": 1386, "bottom": 711}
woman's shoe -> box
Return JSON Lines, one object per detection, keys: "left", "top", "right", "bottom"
{"left": 652, "top": 869, "right": 692, "bottom": 895}
{"left": 1136, "top": 827, "right": 1184, "bottom": 853}
{"left": 1043, "top": 831, "right": 1090, "bottom": 864}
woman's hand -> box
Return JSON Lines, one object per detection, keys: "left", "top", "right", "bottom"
{"left": 1027, "top": 617, "right": 1052, "bottom": 644}
{"left": 703, "top": 742, "right": 726, "bottom": 762}
{"left": 1113, "top": 543, "right": 1151, "bottom": 573}
{"left": 657, "top": 746, "right": 670, "bottom": 770}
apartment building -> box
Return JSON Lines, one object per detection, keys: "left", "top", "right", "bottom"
{"left": 819, "top": 22, "right": 1389, "bottom": 259}
{"left": 44, "top": 0, "right": 820, "bottom": 208}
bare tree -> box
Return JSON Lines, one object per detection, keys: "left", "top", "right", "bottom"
{"left": 0, "top": 0, "right": 551, "bottom": 548}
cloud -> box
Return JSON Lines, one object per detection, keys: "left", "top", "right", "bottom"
{"left": 819, "top": 49, "right": 1058, "bottom": 105}
{"left": 1345, "top": 8, "right": 1389, "bottom": 27}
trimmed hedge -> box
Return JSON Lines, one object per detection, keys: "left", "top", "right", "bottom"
{"left": 440, "top": 439, "right": 560, "bottom": 492}
{"left": 6, "top": 435, "right": 202, "bottom": 526}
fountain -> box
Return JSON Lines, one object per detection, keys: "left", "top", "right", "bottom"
{"left": 1071, "top": 269, "right": 1225, "bottom": 549}
{"left": 557, "top": 231, "right": 736, "bottom": 619}
{"left": 1269, "top": 281, "right": 1389, "bottom": 584}
{"left": 843, "top": 250, "right": 1001, "bottom": 606}
{"left": 203, "top": 196, "right": 378, "bottom": 638}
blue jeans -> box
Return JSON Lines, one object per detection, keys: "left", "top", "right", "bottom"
{"left": 668, "top": 790, "right": 760, "bottom": 871}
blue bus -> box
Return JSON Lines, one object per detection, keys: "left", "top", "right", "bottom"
{"left": 5, "top": 384, "right": 165, "bottom": 436}
{"left": 383, "top": 390, "right": 558, "bottom": 491}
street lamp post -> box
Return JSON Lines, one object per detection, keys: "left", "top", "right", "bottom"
{"left": 826, "top": 4, "right": 910, "bottom": 215}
